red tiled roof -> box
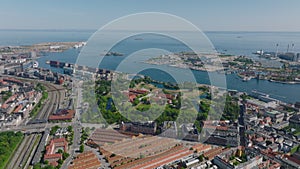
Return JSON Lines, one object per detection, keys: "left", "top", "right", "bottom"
{"left": 129, "top": 89, "right": 148, "bottom": 95}
{"left": 3, "top": 77, "right": 23, "bottom": 85}
{"left": 48, "top": 109, "right": 75, "bottom": 121}
{"left": 129, "top": 94, "right": 136, "bottom": 102}
{"left": 68, "top": 151, "right": 101, "bottom": 169}
{"left": 14, "top": 104, "right": 23, "bottom": 113}
{"left": 52, "top": 138, "right": 67, "bottom": 143}
{"left": 192, "top": 144, "right": 211, "bottom": 153}
{"left": 155, "top": 93, "right": 174, "bottom": 100}
{"left": 204, "top": 125, "right": 228, "bottom": 131}
{"left": 1, "top": 103, "right": 9, "bottom": 109}
{"left": 3, "top": 94, "right": 17, "bottom": 104}
{"left": 49, "top": 161, "right": 59, "bottom": 167}
{"left": 45, "top": 138, "right": 68, "bottom": 158}
{"left": 44, "top": 153, "right": 62, "bottom": 159}
{"left": 131, "top": 149, "right": 192, "bottom": 169}
{"left": 203, "top": 147, "right": 228, "bottom": 160}
{"left": 26, "top": 91, "right": 35, "bottom": 98}
{"left": 113, "top": 145, "right": 192, "bottom": 169}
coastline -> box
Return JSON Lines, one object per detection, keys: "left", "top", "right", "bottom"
{"left": 268, "top": 79, "right": 300, "bottom": 84}
{"left": 142, "top": 61, "right": 225, "bottom": 72}
{"left": 144, "top": 56, "right": 300, "bottom": 85}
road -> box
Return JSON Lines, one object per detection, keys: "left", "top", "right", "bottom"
{"left": 0, "top": 122, "right": 76, "bottom": 133}
{"left": 61, "top": 80, "right": 83, "bottom": 169}
{"left": 238, "top": 103, "right": 246, "bottom": 147}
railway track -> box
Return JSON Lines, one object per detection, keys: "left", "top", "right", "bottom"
{"left": 35, "top": 83, "right": 62, "bottom": 121}
{"left": 35, "top": 91, "right": 53, "bottom": 119}
{"left": 6, "top": 135, "right": 30, "bottom": 169}
{"left": 43, "top": 85, "right": 61, "bottom": 120}
{"left": 7, "top": 134, "right": 40, "bottom": 169}
{"left": 17, "top": 134, "right": 39, "bottom": 169}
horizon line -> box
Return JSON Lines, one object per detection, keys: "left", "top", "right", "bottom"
{"left": 1, "top": 28, "right": 300, "bottom": 33}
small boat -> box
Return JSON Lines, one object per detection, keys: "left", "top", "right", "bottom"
{"left": 32, "top": 61, "right": 39, "bottom": 68}
{"left": 242, "top": 76, "right": 252, "bottom": 82}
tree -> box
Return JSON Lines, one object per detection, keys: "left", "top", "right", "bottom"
{"left": 67, "top": 126, "right": 73, "bottom": 132}
{"left": 79, "top": 144, "right": 84, "bottom": 153}
{"left": 199, "top": 155, "right": 204, "bottom": 162}
{"left": 44, "top": 165, "right": 55, "bottom": 169}
{"left": 132, "top": 99, "right": 139, "bottom": 106}
{"left": 33, "top": 163, "right": 42, "bottom": 169}
{"left": 50, "top": 126, "right": 60, "bottom": 135}
{"left": 266, "top": 140, "right": 272, "bottom": 146}
{"left": 62, "top": 152, "right": 70, "bottom": 160}
{"left": 57, "top": 149, "right": 63, "bottom": 154}
{"left": 56, "top": 164, "right": 62, "bottom": 169}
{"left": 2, "top": 91, "right": 12, "bottom": 101}
{"left": 58, "top": 159, "right": 63, "bottom": 165}
{"left": 85, "top": 127, "right": 91, "bottom": 134}
{"left": 222, "top": 95, "right": 239, "bottom": 121}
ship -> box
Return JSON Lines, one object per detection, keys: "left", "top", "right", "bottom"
{"left": 242, "top": 76, "right": 252, "bottom": 82}
{"left": 101, "top": 51, "right": 124, "bottom": 56}
{"left": 32, "top": 61, "right": 39, "bottom": 68}
{"left": 254, "top": 50, "right": 264, "bottom": 55}
{"left": 48, "top": 60, "right": 66, "bottom": 68}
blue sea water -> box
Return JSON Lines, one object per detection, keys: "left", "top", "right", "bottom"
{"left": 1, "top": 29, "right": 300, "bottom": 103}
{"left": 0, "top": 29, "right": 92, "bottom": 46}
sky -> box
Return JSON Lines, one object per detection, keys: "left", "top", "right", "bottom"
{"left": 0, "top": 0, "right": 300, "bottom": 31}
